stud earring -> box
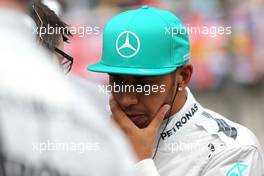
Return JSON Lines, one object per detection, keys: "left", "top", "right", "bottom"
{"left": 178, "top": 86, "right": 183, "bottom": 91}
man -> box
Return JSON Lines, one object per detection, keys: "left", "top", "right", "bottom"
{"left": 29, "top": 1, "right": 110, "bottom": 116}
{"left": 29, "top": 1, "right": 73, "bottom": 73}
{"left": 88, "top": 6, "right": 264, "bottom": 176}
{"left": 0, "top": 0, "right": 135, "bottom": 175}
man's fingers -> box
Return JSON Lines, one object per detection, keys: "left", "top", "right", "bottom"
{"left": 109, "top": 96, "right": 135, "bottom": 129}
{"left": 149, "top": 104, "right": 170, "bottom": 130}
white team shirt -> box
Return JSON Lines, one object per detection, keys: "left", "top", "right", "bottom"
{"left": 136, "top": 88, "right": 264, "bottom": 176}
{"left": 0, "top": 8, "right": 135, "bottom": 176}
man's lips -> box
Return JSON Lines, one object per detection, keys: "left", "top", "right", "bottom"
{"left": 127, "top": 113, "right": 144, "bottom": 117}
{"left": 126, "top": 113, "right": 145, "bottom": 118}
{"left": 126, "top": 113, "right": 146, "bottom": 125}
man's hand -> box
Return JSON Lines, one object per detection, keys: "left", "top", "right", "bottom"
{"left": 110, "top": 97, "right": 170, "bottom": 161}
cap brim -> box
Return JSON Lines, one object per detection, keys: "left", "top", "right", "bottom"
{"left": 87, "top": 63, "right": 177, "bottom": 76}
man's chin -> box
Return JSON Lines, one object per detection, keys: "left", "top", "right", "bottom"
{"left": 133, "top": 121, "right": 149, "bottom": 129}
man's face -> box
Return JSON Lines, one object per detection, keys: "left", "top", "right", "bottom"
{"left": 109, "top": 72, "right": 177, "bottom": 128}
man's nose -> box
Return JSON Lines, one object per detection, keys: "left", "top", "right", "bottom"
{"left": 119, "top": 92, "right": 138, "bottom": 108}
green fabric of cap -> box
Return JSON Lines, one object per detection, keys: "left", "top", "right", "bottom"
{"left": 88, "top": 5, "right": 190, "bottom": 76}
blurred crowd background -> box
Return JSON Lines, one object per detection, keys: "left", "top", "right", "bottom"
{"left": 43, "top": 0, "right": 264, "bottom": 147}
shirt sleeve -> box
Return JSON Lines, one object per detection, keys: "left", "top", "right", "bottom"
{"left": 202, "top": 145, "right": 264, "bottom": 176}
{"left": 135, "top": 159, "right": 160, "bottom": 176}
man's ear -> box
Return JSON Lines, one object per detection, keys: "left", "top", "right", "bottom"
{"left": 179, "top": 64, "right": 193, "bottom": 86}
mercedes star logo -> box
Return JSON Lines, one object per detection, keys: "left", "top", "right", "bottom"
{"left": 116, "top": 31, "right": 140, "bottom": 58}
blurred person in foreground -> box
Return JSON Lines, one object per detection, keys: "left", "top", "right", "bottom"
{"left": 88, "top": 6, "right": 264, "bottom": 176}
{"left": 29, "top": 1, "right": 109, "bottom": 116}
{"left": 0, "top": 0, "right": 135, "bottom": 175}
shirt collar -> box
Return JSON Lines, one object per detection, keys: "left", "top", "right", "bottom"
{"left": 170, "top": 87, "right": 197, "bottom": 120}
{"left": 158, "top": 87, "right": 202, "bottom": 141}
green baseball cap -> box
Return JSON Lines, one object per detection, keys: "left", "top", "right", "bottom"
{"left": 87, "top": 5, "right": 190, "bottom": 76}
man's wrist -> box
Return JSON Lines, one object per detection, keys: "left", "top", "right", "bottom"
{"left": 137, "top": 153, "right": 151, "bottom": 161}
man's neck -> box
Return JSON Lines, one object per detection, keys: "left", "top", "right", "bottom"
{"left": 170, "top": 89, "right": 188, "bottom": 117}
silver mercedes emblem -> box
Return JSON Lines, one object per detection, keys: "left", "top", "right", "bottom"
{"left": 116, "top": 31, "right": 140, "bottom": 58}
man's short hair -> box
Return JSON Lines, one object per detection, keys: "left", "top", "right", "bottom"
{"left": 29, "top": 1, "right": 72, "bottom": 51}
